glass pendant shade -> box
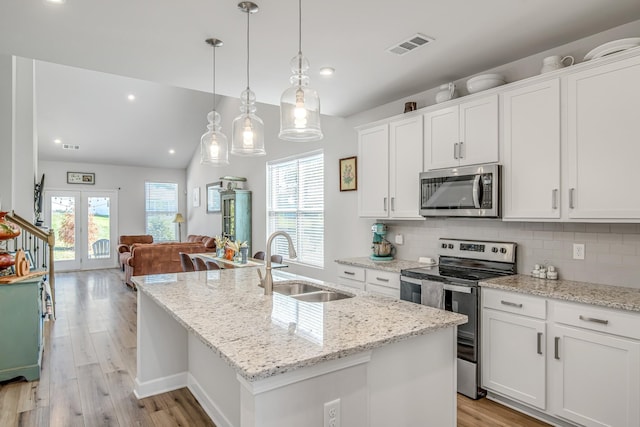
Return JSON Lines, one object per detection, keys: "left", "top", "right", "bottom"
{"left": 201, "top": 111, "right": 230, "bottom": 165}
{"left": 231, "top": 88, "right": 265, "bottom": 156}
{"left": 279, "top": 53, "right": 323, "bottom": 141}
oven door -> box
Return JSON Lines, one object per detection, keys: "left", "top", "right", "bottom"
{"left": 400, "top": 276, "right": 478, "bottom": 363}
{"left": 419, "top": 164, "right": 499, "bottom": 217}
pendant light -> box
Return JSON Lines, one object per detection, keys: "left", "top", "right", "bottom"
{"left": 200, "top": 38, "right": 230, "bottom": 166}
{"left": 231, "top": 2, "right": 266, "bottom": 156}
{"left": 278, "top": 0, "right": 323, "bottom": 142}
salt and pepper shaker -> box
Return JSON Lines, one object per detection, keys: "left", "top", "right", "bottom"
{"left": 531, "top": 263, "right": 559, "bottom": 280}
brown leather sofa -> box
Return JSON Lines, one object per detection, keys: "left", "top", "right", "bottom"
{"left": 118, "top": 235, "right": 154, "bottom": 271}
{"left": 123, "top": 235, "right": 217, "bottom": 288}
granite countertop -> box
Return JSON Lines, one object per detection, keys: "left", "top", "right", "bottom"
{"left": 133, "top": 269, "right": 466, "bottom": 382}
{"left": 335, "top": 256, "right": 431, "bottom": 273}
{"left": 480, "top": 274, "right": 640, "bottom": 312}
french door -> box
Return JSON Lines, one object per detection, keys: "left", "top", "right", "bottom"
{"left": 44, "top": 190, "right": 118, "bottom": 271}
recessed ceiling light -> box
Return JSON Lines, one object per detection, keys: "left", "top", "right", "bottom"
{"left": 169, "top": 149, "right": 175, "bottom": 154}
{"left": 319, "top": 67, "right": 335, "bottom": 76}
{"left": 45, "top": 0, "right": 66, "bottom": 4}
{"left": 127, "top": 94, "right": 136, "bottom": 101}
{"left": 53, "top": 138, "right": 62, "bottom": 144}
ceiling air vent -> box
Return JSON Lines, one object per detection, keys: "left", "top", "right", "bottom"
{"left": 387, "top": 33, "right": 434, "bottom": 56}
{"left": 62, "top": 144, "right": 80, "bottom": 150}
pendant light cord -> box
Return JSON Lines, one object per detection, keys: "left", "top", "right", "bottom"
{"left": 212, "top": 43, "right": 216, "bottom": 113}
{"left": 246, "top": 8, "right": 250, "bottom": 98}
{"left": 298, "top": 0, "right": 302, "bottom": 55}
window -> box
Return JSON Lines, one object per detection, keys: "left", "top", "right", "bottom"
{"left": 145, "top": 182, "right": 179, "bottom": 242}
{"left": 267, "top": 151, "right": 324, "bottom": 267}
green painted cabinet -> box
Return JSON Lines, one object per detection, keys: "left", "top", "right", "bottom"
{"left": 0, "top": 277, "right": 43, "bottom": 382}
{"left": 221, "top": 190, "right": 252, "bottom": 255}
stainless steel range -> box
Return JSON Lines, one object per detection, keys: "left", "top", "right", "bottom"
{"left": 400, "top": 238, "right": 517, "bottom": 399}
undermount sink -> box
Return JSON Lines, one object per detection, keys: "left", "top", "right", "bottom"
{"left": 291, "top": 291, "right": 352, "bottom": 303}
{"left": 261, "top": 280, "right": 353, "bottom": 302}
{"left": 272, "top": 282, "right": 323, "bottom": 296}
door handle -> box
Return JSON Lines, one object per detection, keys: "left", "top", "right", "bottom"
{"left": 391, "top": 197, "right": 395, "bottom": 211}
{"left": 376, "top": 277, "right": 389, "bottom": 282}
{"left": 554, "top": 337, "right": 560, "bottom": 360}
{"left": 500, "top": 300, "right": 523, "bottom": 308}
{"left": 552, "top": 189, "right": 558, "bottom": 209}
{"left": 472, "top": 174, "right": 481, "bottom": 208}
{"left": 453, "top": 143, "right": 459, "bottom": 159}
{"left": 579, "top": 315, "right": 609, "bottom": 325}
{"left": 459, "top": 142, "right": 464, "bottom": 159}
{"left": 344, "top": 271, "right": 355, "bottom": 276}
{"left": 383, "top": 197, "right": 388, "bottom": 211}
{"left": 537, "top": 332, "right": 543, "bottom": 355}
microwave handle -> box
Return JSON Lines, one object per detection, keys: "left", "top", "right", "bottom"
{"left": 472, "top": 174, "right": 482, "bottom": 208}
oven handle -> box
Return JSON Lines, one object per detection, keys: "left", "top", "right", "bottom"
{"left": 472, "top": 174, "right": 482, "bottom": 208}
{"left": 400, "top": 276, "right": 472, "bottom": 294}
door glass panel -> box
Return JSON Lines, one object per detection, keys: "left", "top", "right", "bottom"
{"left": 51, "top": 196, "right": 76, "bottom": 261}
{"left": 87, "top": 196, "right": 111, "bottom": 259}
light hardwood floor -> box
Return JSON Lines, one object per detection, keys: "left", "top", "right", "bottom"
{"left": 0, "top": 269, "right": 550, "bottom": 427}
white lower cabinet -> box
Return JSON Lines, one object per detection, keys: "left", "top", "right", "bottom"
{"left": 482, "top": 288, "right": 640, "bottom": 427}
{"left": 336, "top": 264, "right": 400, "bottom": 299}
{"left": 550, "top": 302, "right": 640, "bottom": 427}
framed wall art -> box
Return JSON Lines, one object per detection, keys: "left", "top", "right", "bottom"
{"left": 67, "top": 172, "right": 95, "bottom": 185}
{"left": 339, "top": 156, "right": 357, "bottom": 191}
{"left": 206, "top": 182, "right": 222, "bottom": 213}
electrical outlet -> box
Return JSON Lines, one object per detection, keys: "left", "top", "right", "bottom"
{"left": 573, "top": 243, "right": 585, "bottom": 260}
{"left": 324, "top": 399, "right": 341, "bottom": 427}
{"left": 395, "top": 234, "right": 404, "bottom": 245}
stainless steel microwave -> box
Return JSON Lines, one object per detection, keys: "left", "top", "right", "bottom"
{"left": 420, "top": 164, "right": 500, "bottom": 218}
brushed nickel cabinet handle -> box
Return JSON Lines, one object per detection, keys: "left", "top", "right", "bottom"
{"left": 459, "top": 142, "right": 464, "bottom": 159}
{"left": 552, "top": 189, "right": 558, "bottom": 209}
{"left": 500, "top": 300, "right": 523, "bottom": 308}
{"left": 554, "top": 337, "right": 560, "bottom": 360}
{"left": 579, "top": 315, "right": 609, "bottom": 325}
{"left": 376, "top": 277, "right": 389, "bottom": 282}
{"left": 537, "top": 332, "right": 543, "bottom": 355}
{"left": 383, "top": 197, "right": 388, "bottom": 211}
{"left": 344, "top": 271, "right": 355, "bottom": 276}
{"left": 454, "top": 143, "right": 459, "bottom": 159}
{"left": 569, "top": 188, "right": 575, "bottom": 209}
{"left": 391, "top": 197, "right": 395, "bottom": 211}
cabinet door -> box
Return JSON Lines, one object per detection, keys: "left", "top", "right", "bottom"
{"left": 459, "top": 94, "right": 499, "bottom": 166}
{"left": 482, "top": 308, "right": 546, "bottom": 409}
{"left": 358, "top": 124, "right": 389, "bottom": 218}
{"left": 551, "top": 324, "right": 640, "bottom": 427}
{"left": 424, "top": 106, "right": 459, "bottom": 170}
{"left": 502, "top": 80, "right": 560, "bottom": 219}
{"left": 566, "top": 55, "right": 640, "bottom": 220}
{"left": 389, "top": 116, "right": 423, "bottom": 219}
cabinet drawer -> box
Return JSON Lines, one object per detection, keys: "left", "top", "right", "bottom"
{"left": 337, "top": 265, "right": 365, "bottom": 281}
{"left": 366, "top": 270, "right": 400, "bottom": 289}
{"left": 554, "top": 301, "right": 640, "bottom": 340}
{"left": 337, "top": 277, "right": 366, "bottom": 291}
{"left": 366, "top": 283, "right": 399, "bottom": 299}
{"left": 483, "top": 288, "right": 547, "bottom": 320}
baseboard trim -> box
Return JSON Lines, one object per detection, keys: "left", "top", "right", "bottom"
{"left": 134, "top": 372, "right": 188, "bottom": 399}
{"left": 187, "top": 373, "right": 234, "bottom": 427}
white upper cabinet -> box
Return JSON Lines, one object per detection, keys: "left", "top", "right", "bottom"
{"left": 565, "top": 54, "right": 640, "bottom": 221}
{"left": 357, "top": 116, "right": 423, "bottom": 219}
{"left": 424, "top": 94, "right": 499, "bottom": 170}
{"left": 389, "top": 116, "right": 423, "bottom": 219}
{"left": 501, "top": 79, "right": 561, "bottom": 220}
{"left": 358, "top": 124, "right": 389, "bottom": 218}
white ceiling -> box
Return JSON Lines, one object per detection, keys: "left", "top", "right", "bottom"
{"left": 2, "top": 0, "right": 640, "bottom": 169}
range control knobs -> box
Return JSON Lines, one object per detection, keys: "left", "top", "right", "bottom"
{"left": 500, "top": 248, "right": 507, "bottom": 254}
{"left": 441, "top": 243, "right": 447, "bottom": 249}
{"left": 491, "top": 247, "right": 498, "bottom": 253}
{"left": 448, "top": 244, "right": 454, "bottom": 249}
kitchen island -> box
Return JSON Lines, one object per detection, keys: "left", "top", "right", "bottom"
{"left": 133, "top": 268, "right": 466, "bottom": 427}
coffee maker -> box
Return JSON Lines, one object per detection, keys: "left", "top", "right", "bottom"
{"left": 371, "top": 223, "right": 394, "bottom": 261}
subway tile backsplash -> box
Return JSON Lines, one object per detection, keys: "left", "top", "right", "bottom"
{"left": 387, "top": 220, "right": 640, "bottom": 289}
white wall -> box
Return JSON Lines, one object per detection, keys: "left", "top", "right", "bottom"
{"left": 186, "top": 19, "right": 640, "bottom": 289}
{"left": 39, "top": 160, "right": 187, "bottom": 238}
{"left": 0, "top": 54, "right": 12, "bottom": 209}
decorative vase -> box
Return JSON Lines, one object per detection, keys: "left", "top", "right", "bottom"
{"left": 240, "top": 247, "right": 248, "bottom": 264}
{"left": 0, "top": 212, "right": 20, "bottom": 241}
{"left": 0, "top": 251, "right": 15, "bottom": 269}
{"left": 224, "top": 248, "right": 235, "bottom": 261}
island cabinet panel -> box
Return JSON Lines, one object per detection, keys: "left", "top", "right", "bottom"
{"left": 501, "top": 79, "right": 561, "bottom": 220}
{"left": 565, "top": 54, "right": 640, "bottom": 221}
{"left": 0, "top": 277, "right": 44, "bottom": 382}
